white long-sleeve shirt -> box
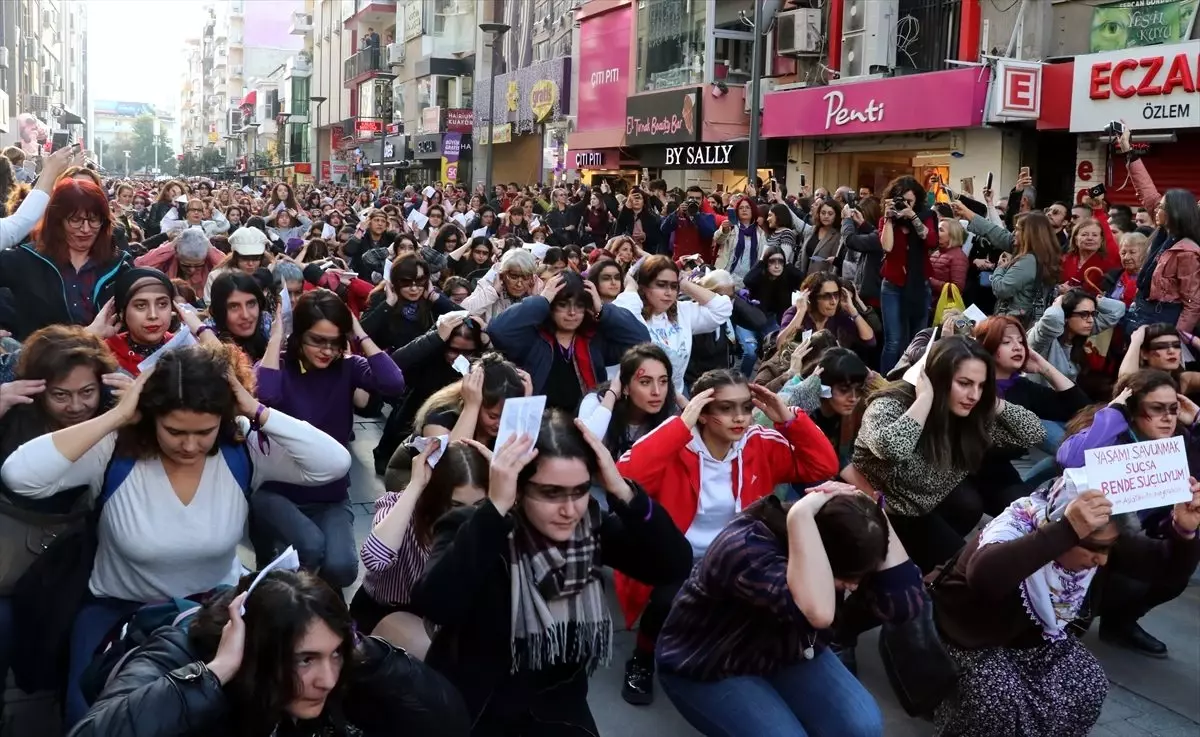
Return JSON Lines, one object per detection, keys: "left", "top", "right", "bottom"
{"left": 612, "top": 291, "right": 733, "bottom": 396}
{"left": 0, "top": 189, "right": 49, "bottom": 250}
{"left": 1, "top": 410, "right": 351, "bottom": 602}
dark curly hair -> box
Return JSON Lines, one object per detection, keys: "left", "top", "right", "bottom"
{"left": 115, "top": 343, "right": 252, "bottom": 459}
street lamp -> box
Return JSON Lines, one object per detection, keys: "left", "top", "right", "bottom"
{"left": 309, "top": 96, "right": 328, "bottom": 172}
{"left": 479, "top": 21, "right": 511, "bottom": 195}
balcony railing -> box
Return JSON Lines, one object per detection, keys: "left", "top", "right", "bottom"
{"left": 344, "top": 47, "right": 389, "bottom": 82}
{"left": 896, "top": 0, "right": 962, "bottom": 73}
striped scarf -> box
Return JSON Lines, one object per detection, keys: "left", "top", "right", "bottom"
{"left": 509, "top": 505, "right": 612, "bottom": 674}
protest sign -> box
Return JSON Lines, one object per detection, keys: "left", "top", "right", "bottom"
{"left": 1084, "top": 436, "right": 1192, "bottom": 514}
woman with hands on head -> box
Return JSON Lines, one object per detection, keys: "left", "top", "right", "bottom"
{"left": 853, "top": 336, "right": 1047, "bottom": 573}
{"left": 1054, "top": 370, "right": 1200, "bottom": 657}
{"left": 354, "top": 438, "right": 490, "bottom": 653}
{"left": 578, "top": 343, "right": 678, "bottom": 459}
{"left": 1, "top": 343, "right": 353, "bottom": 726}
{"left": 381, "top": 353, "right": 527, "bottom": 491}
{"left": 1118, "top": 323, "right": 1200, "bottom": 396}
{"left": 250, "top": 289, "right": 404, "bottom": 591}
{"left": 487, "top": 270, "right": 650, "bottom": 412}
{"left": 1025, "top": 288, "right": 1125, "bottom": 397}
{"left": 931, "top": 467, "right": 1200, "bottom": 737}
{"left": 655, "top": 484, "right": 922, "bottom": 737}
{"left": 776, "top": 273, "right": 876, "bottom": 355}
{"left": 411, "top": 410, "right": 693, "bottom": 735}
{"left": 359, "top": 253, "right": 458, "bottom": 353}
{"left": 69, "top": 569, "right": 471, "bottom": 737}
{"left": 613, "top": 255, "right": 734, "bottom": 403}
{"left": 613, "top": 369, "right": 840, "bottom": 705}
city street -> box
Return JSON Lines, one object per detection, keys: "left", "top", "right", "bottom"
{"left": 3, "top": 418, "right": 1198, "bottom": 736}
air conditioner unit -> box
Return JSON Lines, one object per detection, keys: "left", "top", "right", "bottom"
{"left": 776, "top": 8, "right": 822, "bottom": 55}
{"left": 387, "top": 42, "right": 405, "bottom": 65}
{"left": 840, "top": 0, "right": 897, "bottom": 78}
{"left": 744, "top": 79, "right": 777, "bottom": 112}
{"left": 0, "top": 47, "right": 9, "bottom": 70}
{"left": 42, "top": 9, "right": 52, "bottom": 27}
{"left": 22, "top": 38, "right": 37, "bottom": 60}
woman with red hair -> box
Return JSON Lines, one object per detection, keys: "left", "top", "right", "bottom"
{"left": 713, "top": 195, "right": 766, "bottom": 287}
{"left": 0, "top": 177, "right": 130, "bottom": 340}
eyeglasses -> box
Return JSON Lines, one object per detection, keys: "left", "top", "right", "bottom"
{"left": 396, "top": 278, "right": 428, "bottom": 289}
{"left": 524, "top": 483, "right": 592, "bottom": 503}
{"left": 1070, "top": 310, "right": 1098, "bottom": 320}
{"left": 816, "top": 291, "right": 841, "bottom": 302}
{"left": 1147, "top": 340, "right": 1182, "bottom": 352}
{"left": 66, "top": 215, "right": 103, "bottom": 230}
{"left": 1140, "top": 401, "right": 1180, "bottom": 419}
{"left": 301, "top": 334, "right": 344, "bottom": 352}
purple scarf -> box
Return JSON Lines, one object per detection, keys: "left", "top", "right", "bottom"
{"left": 729, "top": 223, "right": 759, "bottom": 273}
{"left": 994, "top": 374, "right": 1020, "bottom": 399}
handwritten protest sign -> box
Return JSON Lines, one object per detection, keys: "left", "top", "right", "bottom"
{"left": 1083, "top": 436, "right": 1192, "bottom": 514}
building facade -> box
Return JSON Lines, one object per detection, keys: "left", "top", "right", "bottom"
{"left": 0, "top": 0, "right": 88, "bottom": 146}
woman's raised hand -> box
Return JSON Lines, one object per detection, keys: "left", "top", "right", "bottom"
{"left": 574, "top": 418, "right": 633, "bottom": 503}
{"left": 488, "top": 433, "right": 538, "bottom": 516}
{"left": 680, "top": 388, "right": 716, "bottom": 428}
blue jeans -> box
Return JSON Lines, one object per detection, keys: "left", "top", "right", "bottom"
{"left": 880, "top": 280, "right": 930, "bottom": 374}
{"left": 67, "top": 596, "right": 141, "bottom": 726}
{"left": 733, "top": 324, "right": 761, "bottom": 377}
{"left": 1022, "top": 419, "right": 1066, "bottom": 485}
{"left": 250, "top": 491, "right": 359, "bottom": 590}
{"left": 658, "top": 648, "right": 883, "bottom": 737}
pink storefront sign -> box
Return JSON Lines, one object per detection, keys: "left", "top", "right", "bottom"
{"left": 576, "top": 5, "right": 633, "bottom": 133}
{"left": 762, "top": 67, "right": 992, "bottom": 138}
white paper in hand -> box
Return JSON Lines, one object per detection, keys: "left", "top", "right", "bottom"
{"left": 526, "top": 241, "right": 551, "bottom": 260}
{"left": 382, "top": 253, "right": 394, "bottom": 285}
{"left": 451, "top": 354, "right": 471, "bottom": 375}
{"left": 801, "top": 329, "right": 813, "bottom": 343}
{"left": 422, "top": 185, "right": 436, "bottom": 198}
{"left": 137, "top": 326, "right": 198, "bottom": 373}
{"left": 406, "top": 208, "right": 429, "bottom": 230}
{"left": 903, "top": 328, "right": 940, "bottom": 385}
{"left": 241, "top": 546, "right": 301, "bottom": 614}
{"left": 963, "top": 304, "right": 988, "bottom": 324}
{"left": 279, "top": 287, "right": 294, "bottom": 338}
{"left": 410, "top": 435, "right": 449, "bottom": 468}
{"left": 606, "top": 365, "right": 621, "bottom": 381}
{"left": 494, "top": 395, "right": 547, "bottom": 453}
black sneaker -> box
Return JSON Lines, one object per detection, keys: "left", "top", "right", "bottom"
{"left": 621, "top": 655, "right": 654, "bottom": 706}
{"left": 1099, "top": 621, "right": 1168, "bottom": 658}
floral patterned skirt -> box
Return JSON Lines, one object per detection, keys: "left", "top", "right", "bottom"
{"left": 933, "top": 637, "right": 1106, "bottom": 737}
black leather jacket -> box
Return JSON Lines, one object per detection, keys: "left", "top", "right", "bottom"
{"left": 67, "top": 628, "right": 471, "bottom": 737}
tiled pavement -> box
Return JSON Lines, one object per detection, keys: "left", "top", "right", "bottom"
{"left": 4, "top": 420, "right": 1198, "bottom": 736}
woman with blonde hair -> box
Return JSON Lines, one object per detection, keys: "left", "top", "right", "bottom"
{"left": 929, "top": 217, "right": 969, "bottom": 296}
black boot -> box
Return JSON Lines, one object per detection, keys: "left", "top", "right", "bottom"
{"left": 1099, "top": 620, "right": 1168, "bottom": 658}
{"left": 621, "top": 651, "right": 655, "bottom": 706}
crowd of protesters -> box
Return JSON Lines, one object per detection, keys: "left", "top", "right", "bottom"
{"left": 0, "top": 118, "right": 1197, "bottom": 737}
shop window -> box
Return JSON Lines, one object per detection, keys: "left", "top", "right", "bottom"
{"left": 461, "top": 76, "right": 473, "bottom": 108}
{"left": 637, "top": 0, "right": 707, "bottom": 92}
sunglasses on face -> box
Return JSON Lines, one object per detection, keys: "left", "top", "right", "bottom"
{"left": 397, "top": 278, "right": 428, "bottom": 289}
{"left": 816, "top": 291, "right": 840, "bottom": 302}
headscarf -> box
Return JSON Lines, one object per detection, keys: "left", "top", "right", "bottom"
{"left": 977, "top": 471, "right": 1097, "bottom": 641}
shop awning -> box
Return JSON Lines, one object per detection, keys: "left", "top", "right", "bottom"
{"left": 241, "top": 91, "right": 257, "bottom": 108}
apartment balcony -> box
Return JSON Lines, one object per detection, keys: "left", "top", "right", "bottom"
{"left": 343, "top": 47, "right": 395, "bottom": 89}
{"left": 343, "top": 0, "right": 396, "bottom": 30}
{"left": 290, "top": 12, "right": 313, "bottom": 35}
{"left": 286, "top": 54, "right": 312, "bottom": 78}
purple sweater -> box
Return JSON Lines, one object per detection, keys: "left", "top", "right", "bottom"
{"left": 255, "top": 352, "right": 405, "bottom": 503}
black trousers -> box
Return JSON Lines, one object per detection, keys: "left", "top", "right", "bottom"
{"left": 888, "top": 474, "right": 1032, "bottom": 574}
{"left": 634, "top": 579, "right": 686, "bottom": 653}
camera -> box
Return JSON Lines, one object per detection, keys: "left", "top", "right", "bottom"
{"left": 891, "top": 197, "right": 908, "bottom": 216}
{"left": 1103, "top": 120, "right": 1124, "bottom": 137}
{"left": 843, "top": 191, "right": 857, "bottom": 209}
{"left": 685, "top": 198, "right": 700, "bottom": 218}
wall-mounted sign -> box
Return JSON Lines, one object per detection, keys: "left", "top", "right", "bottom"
{"left": 414, "top": 134, "right": 441, "bottom": 158}
{"left": 639, "top": 141, "right": 762, "bottom": 170}
{"left": 569, "top": 149, "right": 618, "bottom": 168}
{"left": 530, "top": 80, "right": 560, "bottom": 123}
{"left": 385, "top": 122, "right": 403, "bottom": 136}
{"left": 625, "top": 87, "right": 701, "bottom": 145}
{"left": 403, "top": 0, "right": 423, "bottom": 43}
{"left": 446, "top": 108, "right": 474, "bottom": 133}
{"left": 990, "top": 59, "right": 1042, "bottom": 122}
{"left": 473, "top": 58, "right": 573, "bottom": 128}
{"left": 483, "top": 124, "right": 513, "bottom": 145}
{"left": 355, "top": 120, "right": 383, "bottom": 134}
{"left": 422, "top": 106, "right": 442, "bottom": 133}
{"left": 1070, "top": 39, "right": 1200, "bottom": 132}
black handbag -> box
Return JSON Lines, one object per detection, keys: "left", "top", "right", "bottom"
{"left": 876, "top": 555, "right": 962, "bottom": 718}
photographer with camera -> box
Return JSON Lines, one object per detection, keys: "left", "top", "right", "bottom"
{"left": 878, "top": 176, "right": 939, "bottom": 373}
{"left": 662, "top": 185, "right": 718, "bottom": 265}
